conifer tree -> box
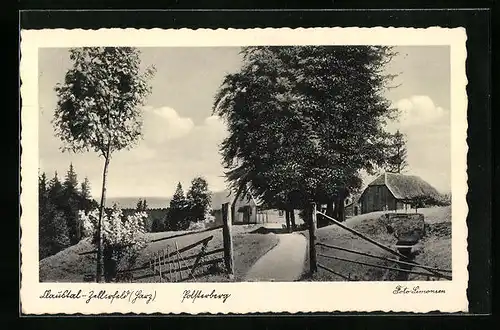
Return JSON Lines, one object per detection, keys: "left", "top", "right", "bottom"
{"left": 39, "top": 172, "right": 70, "bottom": 258}
{"left": 48, "top": 171, "right": 64, "bottom": 208}
{"left": 63, "top": 163, "right": 81, "bottom": 243}
{"left": 167, "top": 182, "right": 190, "bottom": 231}
{"left": 63, "top": 163, "right": 78, "bottom": 192}
{"left": 39, "top": 171, "right": 50, "bottom": 259}
{"left": 39, "top": 171, "right": 48, "bottom": 202}
{"left": 48, "top": 208, "right": 71, "bottom": 253}
{"left": 136, "top": 199, "right": 143, "bottom": 211}
{"left": 80, "top": 177, "right": 92, "bottom": 200}
{"left": 79, "top": 177, "right": 97, "bottom": 212}
{"left": 385, "top": 130, "right": 408, "bottom": 174}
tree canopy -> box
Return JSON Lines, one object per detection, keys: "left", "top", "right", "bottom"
{"left": 53, "top": 47, "right": 156, "bottom": 157}
{"left": 213, "top": 46, "right": 398, "bottom": 219}
{"left": 186, "top": 177, "right": 212, "bottom": 222}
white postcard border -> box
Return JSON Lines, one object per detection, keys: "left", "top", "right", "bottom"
{"left": 20, "top": 27, "right": 469, "bottom": 314}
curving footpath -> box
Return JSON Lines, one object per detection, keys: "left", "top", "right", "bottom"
{"left": 244, "top": 233, "right": 307, "bottom": 282}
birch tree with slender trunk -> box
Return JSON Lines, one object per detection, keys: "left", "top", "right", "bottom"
{"left": 53, "top": 47, "right": 155, "bottom": 282}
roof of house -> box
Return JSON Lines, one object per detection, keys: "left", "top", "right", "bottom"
{"left": 364, "top": 172, "right": 440, "bottom": 200}
{"left": 221, "top": 183, "right": 265, "bottom": 207}
{"left": 238, "top": 183, "right": 265, "bottom": 206}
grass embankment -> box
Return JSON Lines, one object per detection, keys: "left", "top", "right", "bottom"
{"left": 299, "top": 206, "right": 452, "bottom": 282}
{"left": 39, "top": 224, "right": 279, "bottom": 283}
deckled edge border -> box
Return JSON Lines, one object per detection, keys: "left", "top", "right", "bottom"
{"left": 19, "top": 26, "right": 470, "bottom": 315}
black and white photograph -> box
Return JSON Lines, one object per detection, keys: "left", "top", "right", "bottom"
{"left": 20, "top": 27, "right": 468, "bottom": 314}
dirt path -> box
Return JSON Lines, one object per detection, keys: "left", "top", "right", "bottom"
{"left": 244, "top": 233, "right": 307, "bottom": 282}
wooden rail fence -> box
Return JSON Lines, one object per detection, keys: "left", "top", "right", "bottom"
{"left": 83, "top": 202, "right": 235, "bottom": 283}
{"left": 308, "top": 202, "right": 452, "bottom": 281}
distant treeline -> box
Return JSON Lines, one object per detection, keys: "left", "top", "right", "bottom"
{"left": 121, "top": 207, "right": 169, "bottom": 233}
{"left": 124, "top": 178, "right": 213, "bottom": 232}
{"left": 38, "top": 167, "right": 216, "bottom": 260}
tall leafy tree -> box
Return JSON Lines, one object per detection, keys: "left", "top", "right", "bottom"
{"left": 166, "top": 182, "right": 190, "bottom": 231}
{"left": 53, "top": 47, "right": 156, "bottom": 282}
{"left": 186, "top": 177, "right": 212, "bottom": 222}
{"left": 214, "top": 46, "right": 397, "bottom": 223}
{"left": 385, "top": 130, "right": 408, "bottom": 174}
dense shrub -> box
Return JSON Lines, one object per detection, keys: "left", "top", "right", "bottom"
{"left": 80, "top": 206, "right": 148, "bottom": 281}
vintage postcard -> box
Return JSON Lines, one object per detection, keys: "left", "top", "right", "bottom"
{"left": 20, "top": 27, "right": 469, "bottom": 314}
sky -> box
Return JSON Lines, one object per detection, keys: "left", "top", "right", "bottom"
{"left": 38, "top": 46, "right": 451, "bottom": 198}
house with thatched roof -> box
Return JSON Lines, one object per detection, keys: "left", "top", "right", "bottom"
{"left": 359, "top": 173, "right": 440, "bottom": 214}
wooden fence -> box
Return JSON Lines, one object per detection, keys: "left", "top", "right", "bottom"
{"left": 128, "top": 235, "right": 225, "bottom": 282}
{"left": 308, "top": 202, "right": 452, "bottom": 281}
{"left": 84, "top": 202, "right": 234, "bottom": 283}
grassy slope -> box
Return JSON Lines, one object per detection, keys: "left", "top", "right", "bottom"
{"left": 301, "top": 206, "right": 452, "bottom": 281}
{"left": 40, "top": 224, "right": 279, "bottom": 283}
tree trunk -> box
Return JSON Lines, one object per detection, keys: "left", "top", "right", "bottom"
{"left": 338, "top": 196, "right": 345, "bottom": 222}
{"left": 309, "top": 202, "right": 318, "bottom": 273}
{"left": 332, "top": 197, "right": 339, "bottom": 220}
{"left": 290, "top": 207, "right": 296, "bottom": 231}
{"left": 103, "top": 246, "right": 117, "bottom": 282}
{"left": 285, "top": 210, "right": 291, "bottom": 233}
{"left": 333, "top": 190, "right": 346, "bottom": 222}
{"left": 96, "top": 152, "right": 111, "bottom": 283}
{"left": 221, "top": 203, "right": 234, "bottom": 278}
{"left": 326, "top": 199, "right": 334, "bottom": 217}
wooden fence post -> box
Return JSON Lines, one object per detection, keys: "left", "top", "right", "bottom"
{"left": 222, "top": 202, "right": 235, "bottom": 279}
{"left": 309, "top": 202, "right": 318, "bottom": 274}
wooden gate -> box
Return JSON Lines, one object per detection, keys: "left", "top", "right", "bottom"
{"left": 308, "top": 202, "right": 452, "bottom": 281}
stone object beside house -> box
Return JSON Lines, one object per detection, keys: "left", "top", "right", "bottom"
{"left": 378, "top": 213, "right": 425, "bottom": 245}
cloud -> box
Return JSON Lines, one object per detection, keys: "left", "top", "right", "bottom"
{"left": 98, "top": 112, "right": 229, "bottom": 197}
{"left": 383, "top": 95, "right": 451, "bottom": 193}
{"left": 394, "top": 95, "right": 447, "bottom": 127}
{"left": 113, "top": 143, "right": 157, "bottom": 162}
{"left": 143, "top": 106, "right": 195, "bottom": 143}
{"left": 196, "top": 115, "right": 228, "bottom": 142}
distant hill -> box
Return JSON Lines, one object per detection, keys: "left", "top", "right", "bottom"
{"left": 103, "top": 196, "right": 170, "bottom": 209}
{"left": 100, "top": 189, "right": 232, "bottom": 209}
